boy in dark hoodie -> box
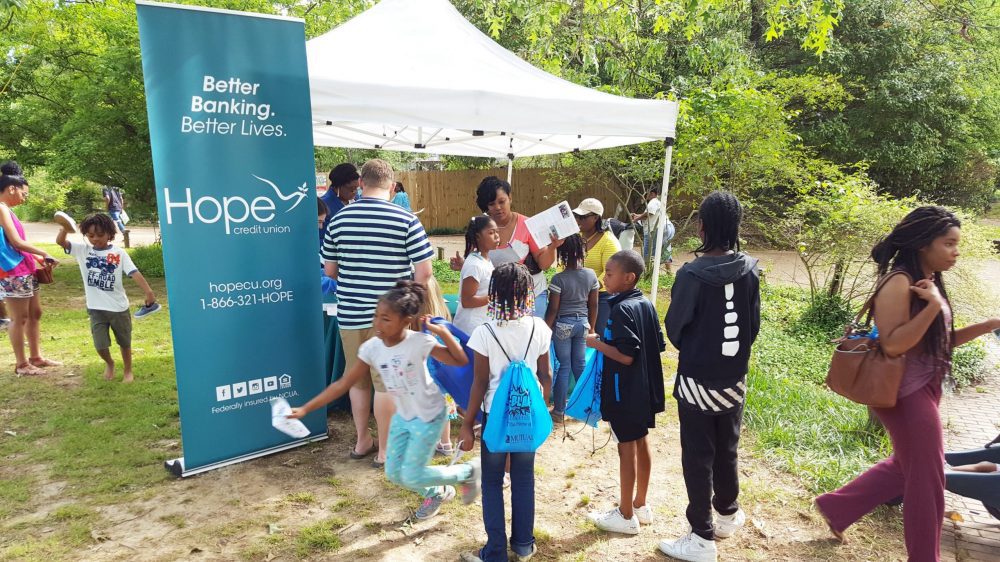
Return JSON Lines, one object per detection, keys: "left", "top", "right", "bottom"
{"left": 585, "top": 250, "right": 666, "bottom": 535}
{"left": 659, "top": 191, "right": 760, "bottom": 562}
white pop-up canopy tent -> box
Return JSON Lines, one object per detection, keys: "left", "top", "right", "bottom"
{"left": 307, "top": 0, "right": 680, "bottom": 301}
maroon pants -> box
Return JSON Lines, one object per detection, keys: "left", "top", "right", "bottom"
{"left": 815, "top": 382, "right": 944, "bottom": 561}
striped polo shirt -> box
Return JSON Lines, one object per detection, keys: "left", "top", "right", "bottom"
{"left": 321, "top": 197, "right": 434, "bottom": 329}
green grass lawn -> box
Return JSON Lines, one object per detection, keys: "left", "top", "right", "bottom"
{"left": 1, "top": 244, "right": 179, "bottom": 521}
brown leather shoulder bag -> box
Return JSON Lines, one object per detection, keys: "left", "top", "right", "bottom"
{"left": 825, "top": 271, "right": 912, "bottom": 408}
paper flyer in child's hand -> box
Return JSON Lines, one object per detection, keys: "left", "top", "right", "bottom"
{"left": 270, "top": 397, "right": 310, "bottom": 439}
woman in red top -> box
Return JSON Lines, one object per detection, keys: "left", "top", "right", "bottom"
{"left": 452, "top": 176, "right": 562, "bottom": 317}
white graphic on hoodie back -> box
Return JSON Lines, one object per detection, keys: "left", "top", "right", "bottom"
{"left": 721, "top": 283, "right": 739, "bottom": 356}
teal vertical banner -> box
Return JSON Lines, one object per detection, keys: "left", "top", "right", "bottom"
{"left": 136, "top": 2, "right": 327, "bottom": 475}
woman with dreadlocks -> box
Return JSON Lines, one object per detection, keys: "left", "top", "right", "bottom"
{"left": 815, "top": 206, "right": 999, "bottom": 561}
{"left": 459, "top": 262, "right": 553, "bottom": 562}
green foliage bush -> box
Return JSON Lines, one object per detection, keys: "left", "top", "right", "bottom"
{"left": 952, "top": 340, "right": 989, "bottom": 389}
{"left": 796, "top": 293, "right": 853, "bottom": 336}
{"left": 127, "top": 244, "right": 164, "bottom": 278}
{"left": 18, "top": 171, "right": 104, "bottom": 223}
{"left": 431, "top": 259, "right": 460, "bottom": 285}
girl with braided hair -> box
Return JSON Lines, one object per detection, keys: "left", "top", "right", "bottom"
{"left": 545, "top": 233, "right": 599, "bottom": 422}
{"left": 815, "top": 206, "right": 999, "bottom": 560}
{"left": 290, "top": 281, "right": 481, "bottom": 521}
{"left": 459, "top": 262, "right": 553, "bottom": 562}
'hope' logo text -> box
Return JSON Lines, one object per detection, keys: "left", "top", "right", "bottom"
{"left": 164, "top": 188, "right": 275, "bottom": 234}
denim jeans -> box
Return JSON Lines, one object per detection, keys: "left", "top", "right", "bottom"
{"left": 642, "top": 221, "right": 675, "bottom": 266}
{"left": 596, "top": 292, "right": 611, "bottom": 337}
{"left": 551, "top": 314, "right": 588, "bottom": 415}
{"left": 109, "top": 210, "right": 126, "bottom": 233}
{"left": 533, "top": 290, "right": 548, "bottom": 318}
{"left": 480, "top": 416, "right": 536, "bottom": 561}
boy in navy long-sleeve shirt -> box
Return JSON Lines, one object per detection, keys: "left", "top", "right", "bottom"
{"left": 585, "top": 250, "right": 665, "bottom": 535}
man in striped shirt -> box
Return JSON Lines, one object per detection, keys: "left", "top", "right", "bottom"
{"left": 322, "top": 158, "right": 434, "bottom": 466}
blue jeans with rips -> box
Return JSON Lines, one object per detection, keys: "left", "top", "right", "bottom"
{"left": 478, "top": 415, "right": 536, "bottom": 561}
{"left": 551, "top": 314, "right": 588, "bottom": 415}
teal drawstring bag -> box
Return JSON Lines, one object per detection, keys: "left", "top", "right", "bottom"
{"left": 565, "top": 350, "right": 603, "bottom": 427}
{"left": 0, "top": 224, "right": 26, "bottom": 272}
{"left": 481, "top": 322, "right": 552, "bottom": 453}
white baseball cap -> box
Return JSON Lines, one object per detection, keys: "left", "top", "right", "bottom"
{"left": 572, "top": 198, "right": 604, "bottom": 216}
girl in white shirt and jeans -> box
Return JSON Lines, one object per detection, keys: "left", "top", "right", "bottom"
{"left": 460, "top": 263, "right": 553, "bottom": 562}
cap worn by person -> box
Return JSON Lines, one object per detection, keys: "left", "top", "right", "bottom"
{"left": 572, "top": 198, "right": 604, "bottom": 217}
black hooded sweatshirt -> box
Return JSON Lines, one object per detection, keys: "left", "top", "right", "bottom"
{"left": 664, "top": 253, "right": 760, "bottom": 415}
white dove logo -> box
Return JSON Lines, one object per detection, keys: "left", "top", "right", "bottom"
{"left": 252, "top": 175, "right": 310, "bottom": 212}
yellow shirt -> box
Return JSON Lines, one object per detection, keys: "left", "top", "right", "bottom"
{"left": 583, "top": 230, "right": 622, "bottom": 291}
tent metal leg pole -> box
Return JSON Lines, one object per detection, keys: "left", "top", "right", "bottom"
{"left": 649, "top": 143, "right": 674, "bottom": 307}
{"left": 507, "top": 157, "right": 513, "bottom": 183}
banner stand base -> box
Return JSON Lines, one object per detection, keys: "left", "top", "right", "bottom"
{"left": 164, "top": 434, "right": 328, "bottom": 477}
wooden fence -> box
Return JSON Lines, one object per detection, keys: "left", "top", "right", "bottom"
{"left": 394, "top": 167, "right": 633, "bottom": 231}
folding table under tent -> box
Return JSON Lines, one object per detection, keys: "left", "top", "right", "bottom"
{"left": 307, "top": 0, "right": 680, "bottom": 302}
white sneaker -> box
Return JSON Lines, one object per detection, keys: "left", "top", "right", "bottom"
{"left": 461, "top": 458, "right": 481, "bottom": 505}
{"left": 634, "top": 504, "right": 654, "bottom": 525}
{"left": 658, "top": 531, "right": 718, "bottom": 562}
{"left": 509, "top": 543, "right": 537, "bottom": 562}
{"left": 714, "top": 508, "right": 745, "bottom": 538}
{"left": 587, "top": 507, "right": 640, "bottom": 535}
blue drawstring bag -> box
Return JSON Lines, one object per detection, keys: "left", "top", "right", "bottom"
{"left": 0, "top": 225, "right": 25, "bottom": 273}
{"left": 424, "top": 317, "right": 479, "bottom": 422}
{"left": 565, "top": 350, "right": 603, "bottom": 427}
{"left": 482, "top": 322, "right": 552, "bottom": 453}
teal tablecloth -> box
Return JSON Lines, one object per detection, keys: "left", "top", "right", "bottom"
{"left": 322, "top": 296, "right": 349, "bottom": 412}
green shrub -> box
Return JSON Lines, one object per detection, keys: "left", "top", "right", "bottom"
{"left": 952, "top": 339, "right": 989, "bottom": 389}
{"left": 797, "top": 293, "right": 853, "bottom": 336}
{"left": 127, "top": 244, "right": 164, "bottom": 278}
{"left": 19, "top": 170, "right": 104, "bottom": 222}
{"left": 431, "top": 259, "right": 460, "bottom": 284}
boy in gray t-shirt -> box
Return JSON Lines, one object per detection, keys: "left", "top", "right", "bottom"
{"left": 544, "top": 234, "right": 599, "bottom": 418}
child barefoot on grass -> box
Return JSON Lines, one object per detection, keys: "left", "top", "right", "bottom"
{"left": 290, "top": 281, "right": 481, "bottom": 520}
{"left": 56, "top": 213, "right": 156, "bottom": 383}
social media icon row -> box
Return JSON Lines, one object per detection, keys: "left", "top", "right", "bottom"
{"left": 215, "top": 374, "right": 292, "bottom": 402}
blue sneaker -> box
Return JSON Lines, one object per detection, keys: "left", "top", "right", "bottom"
{"left": 135, "top": 302, "right": 161, "bottom": 319}
{"left": 414, "top": 485, "right": 455, "bottom": 520}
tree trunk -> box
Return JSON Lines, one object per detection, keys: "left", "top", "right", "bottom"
{"left": 749, "top": 0, "right": 765, "bottom": 47}
{"left": 827, "top": 259, "right": 845, "bottom": 298}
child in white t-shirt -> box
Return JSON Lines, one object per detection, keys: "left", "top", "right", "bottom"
{"left": 290, "top": 281, "right": 480, "bottom": 521}
{"left": 453, "top": 216, "right": 499, "bottom": 336}
{"left": 56, "top": 213, "right": 156, "bottom": 383}
{"left": 459, "top": 262, "right": 553, "bottom": 562}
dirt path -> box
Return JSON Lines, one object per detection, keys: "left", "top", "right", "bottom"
{"left": 48, "top": 405, "right": 910, "bottom": 562}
